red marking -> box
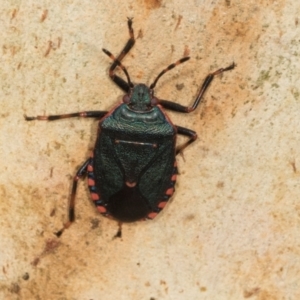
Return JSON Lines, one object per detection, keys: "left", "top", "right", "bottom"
{"left": 88, "top": 178, "right": 95, "bottom": 186}
{"left": 37, "top": 116, "right": 49, "bottom": 120}
{"left": 158, "top": 201, "right": 167, "bottom": 209}
{"left": 147, "top": 212, "right": 158, "bottom": 219}
{"left": 171, "top": 174, "right": 177, "bottom": 181}
{"left": 79, "top": 112, "right": 87, "bottom": 117}
{"left": 87, "top": 164, "right": 93, "bottom": 172}
{"left": 126, "top": 181, "right": 136, "bottom": 187}
{"left": 97, "top": 206, "right": 107, "bottom": 213}
{"left": 157, "top": 104, "right": 176, "bottom": 128}
{"left": 165, "top": 187, "right": 174, "bottom": 196}
{"left": 91, "top": 193, "right": 99, "bottom": 201}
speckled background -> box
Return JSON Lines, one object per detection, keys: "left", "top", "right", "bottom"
{"left": 0, "top": 0, "right": 300, "bottom": 299}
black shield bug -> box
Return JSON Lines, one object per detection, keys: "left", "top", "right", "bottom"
{"left": 25, "top": 18, "right": 235, "bottom": 235}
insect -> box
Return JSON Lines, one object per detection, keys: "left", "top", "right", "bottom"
{"left": 25, "top": 18, "right": 235, "bottom": 235}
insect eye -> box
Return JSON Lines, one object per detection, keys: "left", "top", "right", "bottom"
{"left": 151, "top": 97, "right": 158, "bottom": 106}
{"left": 123, "top": 95, "right": 130, "bottom": 103}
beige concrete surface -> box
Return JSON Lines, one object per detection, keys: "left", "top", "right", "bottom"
{"left": 0, "top": 0, "right": 300, "bottom": 299}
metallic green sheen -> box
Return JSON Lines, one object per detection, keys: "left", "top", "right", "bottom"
{"left": 93, "top": 90, "right": 176, "bottom": 221}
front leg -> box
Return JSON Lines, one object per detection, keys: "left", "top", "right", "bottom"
{"left": 25, "top": 110, "right": 108, "bottom": 121}
{"left": 159, "top": 63, "right": 235, "bottom": 113}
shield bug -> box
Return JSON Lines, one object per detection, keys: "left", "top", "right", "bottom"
{"left": 25, "top": 18, "right": 235, "bottom": 235}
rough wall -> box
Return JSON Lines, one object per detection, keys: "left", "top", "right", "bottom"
{"left": 0, "top": 0, "right": 300, "bottom": 299}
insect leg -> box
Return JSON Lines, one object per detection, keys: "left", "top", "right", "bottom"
{"left": 175, "top": 125, "right": 197, "bottom": 155}
{"left": 25, "top": 110, "right": 108, "bottom": 121}
{"left": 159, "top": 63, "right": 235, "bottom": 113}
{"left": 55, "top": 158, "right": 90, "bottom": 237}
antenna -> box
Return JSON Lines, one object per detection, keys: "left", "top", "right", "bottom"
{"left": 102, "top": 48, "right": 134, "bottom": 88}
{"left": 150, "top": 57, "right": 190, "bottom": 89}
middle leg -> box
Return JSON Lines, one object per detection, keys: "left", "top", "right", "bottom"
{"left": 175, "top": 125, "right": 197, "bottom": 155}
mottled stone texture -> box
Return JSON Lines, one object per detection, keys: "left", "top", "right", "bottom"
{"left": 0, "top": 0, "right": 299, "bottom": 299}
